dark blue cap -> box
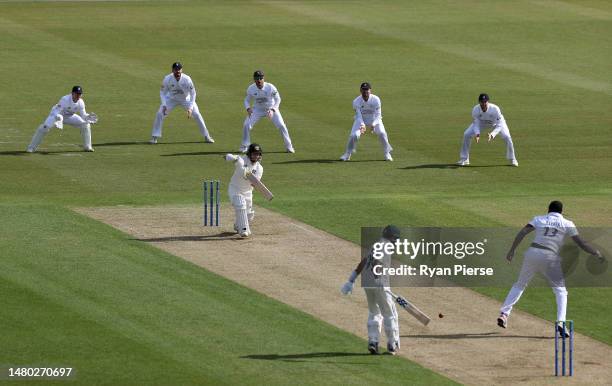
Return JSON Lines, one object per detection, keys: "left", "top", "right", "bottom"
{"left": 72, "top": 86, "right": 83, "bottom": 94}
{"left": 253, "top": 70, "right": 264, "bottom": 80}
{"left": 478, "top": 93, "right": 490, "bottom": 102}
{"left": 172, "top": 62, "right": 183, "bottom": 70}
{"left": 360, "top": 82, "right": 371, "bottom": 90}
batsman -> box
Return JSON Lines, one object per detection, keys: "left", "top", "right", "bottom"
{"left": 341, "top": 225, "right": 401, "bottom": 355}
{"left": 224, "top": 143, "right": 264, "bottom": 238}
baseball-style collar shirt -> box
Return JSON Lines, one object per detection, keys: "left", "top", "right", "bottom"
{"left": 51, "top": 94, "right": 87, "bottom": 117}
{"left": 353, "top": 94, "right": 382, "bottom": 126}
{"left": 244, "top": 82, "right": 281, "bottom": 112}
{"left": 160, "top": 73, "right": 196, "bottom": 107}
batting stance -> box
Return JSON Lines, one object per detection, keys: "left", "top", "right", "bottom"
{"left": 341, "top": 225, "right": 401, "bottom": 355}
{"left": 27, "top": 86, "right": 97, "bottom": 153}
{"left": 457, "top": 93, "right": 518, "bottom": 166}
{"left": 340, "top": 82, "right": 393, "bottom": 162}
{"left": 240, "top": 70, "right": 295, "bottom": 154}
{"left": 497, "top": 201, "right": 602, "bottom": 333}
{"left": 224, "top": 143, "right": 264, "bottom": 238}
{"left": 150, "top": 62, "right": 214, "bottom": 144}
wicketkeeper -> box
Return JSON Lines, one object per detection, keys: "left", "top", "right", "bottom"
{"left": 224, "top": 143, "right": 263, "bottom": 238}
{"left": 341, "top": 225, "right": 401, "bottom": 355}
{"left": 27, "top": 85, "right": 97, "bottom": 153}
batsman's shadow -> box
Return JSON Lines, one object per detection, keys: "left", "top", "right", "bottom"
{"left": 134, "top": 232, "right": 240, "bottom": 242}
{"left": 402, "top": 332, "right": 551, "bottom": 340}
{"left": 241, "top": 352, "right": 373, "bottom": 363}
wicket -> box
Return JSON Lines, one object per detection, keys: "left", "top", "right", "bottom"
{"left": 554, "top": 320, "right": 574, "bottom": 376}
{"left": 203, "top": 180, "right": 220, "bottom": 226}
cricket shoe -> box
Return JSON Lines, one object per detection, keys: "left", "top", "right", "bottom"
{"left": 150, "top": 136, "right": 159, "bottom": 144}
{"left": 497, "top": 313, "right": 508, "bottom": 328}
{"left": 204, "top": 136, "right": 215, "bottom": 143}
{"left": 557, "top": 324, "right": 570, "bottom": 338}
{"left": 339, "top": 153, "right": 351, "bottom": 161}
{"left": 240, "top": 231, "right": 251, "bottom": 238}
{"left": 83, "top": 147, "right": 95, "bottom": 152}
{"left": 456, "top": 159, "right": 470, "bottom": 166}
{"left": 286, "top": 146, "right": 295, "bottom": 153}
{"left": 368, "top": 342, "right": 379, "bottom": 355}
{"left": 386, "top": 341, "right": 400, "bottom": 355}
{"left": 384, "top": 152, "right": 393, "bottom": 161}
{"left": 26, "top": 146, "right": 35, "bottom": 153}
{"left": 510, "top": 159, "right": 519, "bottom": 167}
{"left": 239, "top": 145, "right": 248, "bottom": 153}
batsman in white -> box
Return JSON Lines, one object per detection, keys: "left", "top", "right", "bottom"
{"left": 150, "top": 62, "right": 214, "bottom": 144}
{"left": 340, "top": 82, "right": 393, "bottom": 162}
{"left": 240, "top": 70, "right": 295, "bottom": 153}
{"left": 224, "top": 143, "right": 264, "bottom": 238}
{"left": 27, "top": 86, "right": 97, "bottom": 153}
{"left": 457, "top": 93, "right": 518, "bottom": 166}
{"left": 341, "top": 225, "right": 401, "bottom": 355}
{"left": 497, "top": 201, "right": 603, "bottom": 334}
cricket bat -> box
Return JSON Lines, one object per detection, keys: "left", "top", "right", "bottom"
{"left": 386, "top": 290, "right": 431, "bottom": 326}
{"left": 247, "top": 173, "right": 274, "bottom": 201}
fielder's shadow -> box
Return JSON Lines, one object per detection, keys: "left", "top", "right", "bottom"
{"left": 134, "top": 232, "right": 240, "bottom": 242}
{"left": 273, "top": 159, "right": 386, "bottom": 165}
{"left": 402, "top": 332, "right": 551, "bottom": 340}
{"left": 94, "top": 140, "right": 205, "bottom": 147}
{"left": 163, "top": 150, "right": 288, "bottom": 157}
{"left": 0, "top": 149, "right": 89, "bottom": 155}
{"left": 399, "top": 163, "right": 512, "bottom": 170}
{"left": 0, "top": 150, "right": 28, "bottom": 156}
{"left": 241, "top": 352, "right": 373, "bottom": 362}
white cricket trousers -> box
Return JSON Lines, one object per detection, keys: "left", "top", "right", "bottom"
{"left": 228, "top": 186, "right": 254, "bottom": 235}
{"left": 500, "top": 247, "right": 567, "bottom": 322}
{"left": 344, "top": 120, "right": 392, "bottom": 155}
{"left": 364, "top": 287, "right": 399, "bottom": 345}
{"left": 460, "top": 123, "right": 516, "bottom": 161}
{"left": 152, "top": 99, "right": 211, "bottom": 138}
{"left": 242, "top": 109, "right": 293, "bottom": 150}
{"left": 28, "top": 113, "right": 92, "bottom": 151}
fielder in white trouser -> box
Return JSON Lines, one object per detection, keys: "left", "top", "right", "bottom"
{"left": 365, "top": 287, "right": 400, "bottom": 347}
{"left": 344, "top": 120, "right": 393, "bottom": 157}
{"left": 460, "top": 123, "right": 516, "bottom": 162}
{"left": 28, "top": 113, "right": 92, "bottom": 152}
{"left": 500, "top": 247, "right": 567, "bottom": 322}
{"left": 152, "top": 99, "right": 211, "bottom": 139}
{"left": 242, "top": 109, "right": 293, "bottom": 151}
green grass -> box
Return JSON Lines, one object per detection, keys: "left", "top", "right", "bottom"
{"left": 0, "top": 204, "right": 455, "bottom": 385}
{"left": 0, "top": 0, "right": 611, "bottom": 383}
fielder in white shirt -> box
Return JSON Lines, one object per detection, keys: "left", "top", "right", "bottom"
{"left": 241, "top": 70, "right": 294, "bottom": 153}
{"left": 224, "top": 143, "right": 264, "bottom": 238}
{"left": 27, "top": 86, "right": 97, "bottom": 153}
{"left": 457, "top": 93, "right": 518, "bottom": 166}
{"left": 150, "top": 62, "right": 214, "bottom": 144}
{"left": 497, "top": 201, "right": 602, "bottom": 333}
{"left": 341, "top": 225, "right": 401, "bottom": 355}
{"left": 340, "top": 82, "right": 393, "bottom": 161}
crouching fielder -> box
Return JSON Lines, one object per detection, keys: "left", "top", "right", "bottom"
{"left": 497, "top": 201, "right": 602, "bottom": 333}
{"left": 341, "top": 225, "right": 401, "bottom": 355}
{"left": 340, "top": 82, "right": 393, "bottom": 161}
{"left": 27, "top": 85, "right": 97, "bottom": 153}
{"left": 224, "top": 143, "right": 263, "bottom": 238}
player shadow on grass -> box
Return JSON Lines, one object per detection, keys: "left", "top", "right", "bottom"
{"left": 241, "top": 352, "right": 373, "bottom": 362}
{"left": 0, "top": 149, "right": 86, "bottom": 156}
{"left": 273, "top": 159, "right": 386, "bottom": 164}
{"left": 402, "top": 332, "right": 551, "bottom": 340}
{"left": 93, "top": 140, "right": 205, "bottom": 147}
{"left": 399, "top": 163, "right": 510, "bottom": 170}
{"left": 162, "top": 150, "right": 288, "bottom": 157}
{"left": 134, "top": 232, "right": 242, "bottom": 242}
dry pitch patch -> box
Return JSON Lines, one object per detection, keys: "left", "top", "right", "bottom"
{"left": 76, "top": 205, "right": 611, "bottom": 385}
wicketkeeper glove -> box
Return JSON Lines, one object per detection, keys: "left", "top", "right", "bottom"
{"left": 86, "top": 113, "right": 98, "bottom": 124}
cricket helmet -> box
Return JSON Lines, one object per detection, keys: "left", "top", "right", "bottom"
{"left": 382, "top": 225, "right": 401, "bottom": 241}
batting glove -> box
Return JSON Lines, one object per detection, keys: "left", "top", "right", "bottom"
{"left": 340, "top": 281, "right": 354, "bottom": 295}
